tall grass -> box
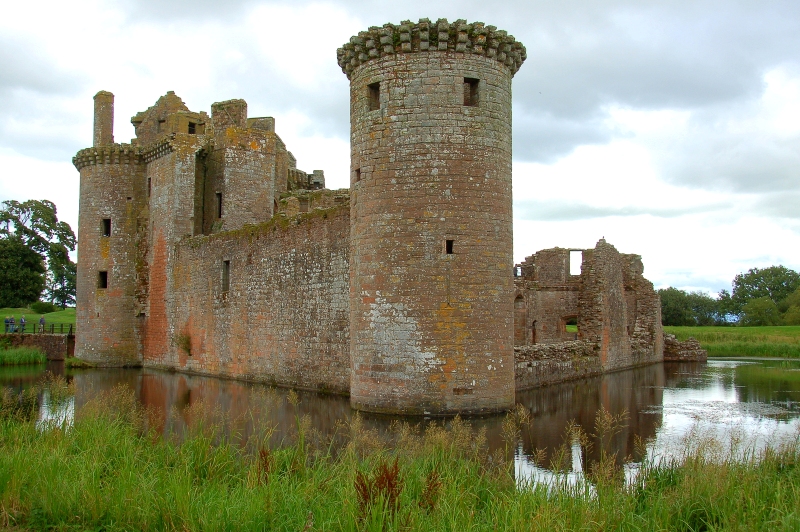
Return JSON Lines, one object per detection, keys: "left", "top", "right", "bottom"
{"left": 0, "top": 347, "right": 46, "bottom": 366}
{"left": 665, "top": 325, "right": 800, "bottom": 358}
{"left": 1, "top": 378, "right": 799, "bottom": 530}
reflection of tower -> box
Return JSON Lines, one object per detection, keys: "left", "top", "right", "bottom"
{"left": 338, "top": 19, "right": 526, "bottom": 414}
{"left": 74, "top": 91, "right": 144, "bottom": 365}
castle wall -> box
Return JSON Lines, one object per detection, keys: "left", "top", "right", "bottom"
{"left": 514, "top": 240, "right": 664, "bottom": 390}
{"left": 74, "top": 146, "right": 145, "bottom": 365}
{"left": 142, "top": 135, "right": 205, "bottom": 365}
{"left": 344, "top": 21, "right": 523, "bottom": 415}
{"left": 161, "top": 205, "right": 351, "bottom": 393}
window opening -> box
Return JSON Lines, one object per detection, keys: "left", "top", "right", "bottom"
{"left": 569, "top": 250, "right": 582, "bottom": 276}
{"left": 98, "top": 271, "right": 108, "bottom": 289}
{"left": 445, "top": 239, "right": 454, "bottom": 255}
{"left": 147, "top": 178, "right": 151, "bottom": 197}
{"left": 222, "top": 260, "right": 230, "bottom": 292}
{"left": 157, "top": 119, "right": 166, "bottom": 132}
{"left": 464, "top": 78, "right": 479, "bottom": 106}
{"left": 216, "top": 192, "right": 223, "bottom": 218}
{"left": 514, "top": 266, "right": 522, "bottom": 277}
{"left": 355, "top": 168, "right": 361, "bottom": 182}
{"left": 367, "top": 82, "right": 380, "bottom": 111}
{"left": 188, "top": 122, "right": 196, "bottom": 134}
{"left": 102, "top": 218, "right": 111, "bottom": 237}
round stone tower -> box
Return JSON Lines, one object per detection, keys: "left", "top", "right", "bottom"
{"left": 338, "top": 19, "right": 526, "bottom": 415}
{"left": 74, "top": 91, "right": 144, "bottom": 366}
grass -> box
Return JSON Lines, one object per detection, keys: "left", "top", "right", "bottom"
{"left": 64, "top": 357, "right": 93, "bottom": 369}
{"left": 1, "top": 307, "right": 75, "bottom": 334}
{"left": 1, "top": 378, "right": 799, "bottom": 531}
{"left": 0, "top": 347, "right": 46, "bottom": 366}
{"left": 664, "top": 325, "right": 800, "bottom": 358}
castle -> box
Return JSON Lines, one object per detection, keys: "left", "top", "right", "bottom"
{"left": 74, "top": 19, "right": 665, "bottom": 415}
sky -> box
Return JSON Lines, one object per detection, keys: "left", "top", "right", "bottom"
{"left": 1, "top": 0, "right": 798, "bottom": 296}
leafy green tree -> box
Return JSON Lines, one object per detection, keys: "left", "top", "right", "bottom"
{"left": 659, "top": 288, "right": 693, "bottom": 326}
{"left": 731, "top": 266, "right": 800, "bottom": 314}
{"left": 784, "top": 305, "right": 800, "bottom": 326}
{"left": 0, "top": 200, "right": 77, "bottom": 308}
{"left": 740, "top": 296, "right": 782, "bottom": 326}
{"left": 0, "top": 238, "right": 46, "bottom": 307}
{"left": 777, "top": 287, "right": 800, "bottom": 313}
{"left": 686, "top": 291, "right": 720, "bottom": 326}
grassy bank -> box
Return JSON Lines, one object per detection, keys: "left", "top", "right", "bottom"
{"left": 1, "top": 307, "right": 75, "bottom": 334}
{"left": 0, "top": 347, "right": 46, "bottom": 366}
{"left": 1, "top": 380, "right": 799, "bottom": 530}
{"left": 664, "top": 325, "right": 800, "bottom": 358}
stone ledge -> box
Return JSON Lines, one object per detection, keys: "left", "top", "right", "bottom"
{"left": 663, "top": 333, "right": 708, "bottom": 361}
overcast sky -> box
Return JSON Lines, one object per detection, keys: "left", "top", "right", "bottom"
{"left": 1, "top": 0, "right": 799, "bottom": 295}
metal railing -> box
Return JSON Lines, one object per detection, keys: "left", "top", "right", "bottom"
{"left": 2, "top": 323, "right": 74, "bottom": 335}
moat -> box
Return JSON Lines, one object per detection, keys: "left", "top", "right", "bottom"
{"left": 3, "top": 359, "right": 799, "bottom": 482}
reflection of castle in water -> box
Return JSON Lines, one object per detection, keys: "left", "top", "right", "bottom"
{"left": 68, "top": 362, "right": 667, "bottom": 466}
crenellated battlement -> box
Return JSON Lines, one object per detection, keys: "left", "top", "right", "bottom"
{"left": 337, "top": 18, "right": 526, "bottom": 79}
{"left": 73, "top": 144, "right": 142, "bottom": 170}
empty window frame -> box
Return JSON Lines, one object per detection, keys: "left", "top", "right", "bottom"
{"left": 157, "top": 119, "right": 166, "bottom": 132}
{"left": 355, "top": 168, "right": 361, "bottom": 182}
{"left": 464, "top": 78, "right": 479, "bottom": 106}
{"left": 98, "top": 271, "right": 108, "bottom": 289}
{"left": 222, "top": 260, "right": 230, "bottom": 292}
{"left": 188, "top": 122, "right": 196, "bottom": 134}
{"left": 102, "top": 218, "right": 111, "bottom": 237}
{"left": 147, "top": 177, "right": 152, "bottom": 197}
{"left": 445, "top": 239, "right": 454, "bottom": 255}
{"left": 216, "top": 192, "right": 223, "bottom": 218}
{"left": 569, "top": 250, "right": 582, "bottom": 276}
{"left": 367, "top": 82, "right": 380, "bottom": 111}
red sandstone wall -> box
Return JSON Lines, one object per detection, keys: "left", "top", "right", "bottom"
{"left": 163, "top": 206, "right": 351, "bottom": 393}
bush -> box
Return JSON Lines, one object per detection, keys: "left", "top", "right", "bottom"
{"left": 30, "top": 301, "right": 58, "bottom": 314}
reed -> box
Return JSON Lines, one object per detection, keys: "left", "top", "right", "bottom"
{"left": 0, "top": 347, "right": 46, "bottom": 366}
{"left": 1, "top": 379, "right": 799, "bottom": 531}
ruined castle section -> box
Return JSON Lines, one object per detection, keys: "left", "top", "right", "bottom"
{"left": 340, "top": 19, "right": 526, "bottom": 415}
{"left": 514, "top": 240, "right": 664, "bottom": 390}
{"left": 167, "top": 203, "right": 351, "bottom": 393}
{"left": 74, "top": 91, "right": 146, "bottom": 365}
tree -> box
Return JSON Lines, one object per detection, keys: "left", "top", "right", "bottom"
{"left": 659, "top": 287, "right": 693, "bottom": 326}
{"left": 0, "top": 199, "right": 77, "bottom": 307}
{"left": 731, "top": 266, "right": 800, "bottom": 314}
{"left": 740, "top": 296, "right": 782, "bottom": 326}
{"left": 0, "top": 238, "right": 46, "bottom": 307}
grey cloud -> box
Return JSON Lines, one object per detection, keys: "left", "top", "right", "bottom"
{"left": 0, "top": 36, "right": 83, "bottom": 96}
{"left": 754, "top": 192, "right": 800, "bottom": 219}
{"left": 514, "top": 199, "right": 730, "bottom": 221}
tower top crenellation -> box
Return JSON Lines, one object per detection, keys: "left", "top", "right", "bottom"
{"left": 337, "top": 18, "right": 526, "bottom": 79}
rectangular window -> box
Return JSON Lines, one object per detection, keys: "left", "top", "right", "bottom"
{"left": 147, "top": 177, "right": 152, "bottom": 197}
{"left": 216, "top": 192, "right": 223, "bottom": 218}
{"left": 102, "top": 218, "right": 111, "bottom": 237}
{"left": 569, "top": 250, "right": 582, "bottom": 276}
{"left": 222, "top": 260, "right": 230, "bottom": 292}
{"left": 355, "top": 168, "right": 361, "bottom": 182}
{"left": 98, "top": 271, "right": 108, "bottom": 289}
{"left": 157, "top": 119, "right": 166, "bottom": 132}
{"left": 367, "top": 82, "right": 380, "bottom": 111}
{"left": 464, "top": 78, "right": 479, "bottom": 107}
{"left": 188, "top": 122, "right": 196, "bottom": 134}
{"left": 445, "top": 239, "right": 454, "bottom": 254}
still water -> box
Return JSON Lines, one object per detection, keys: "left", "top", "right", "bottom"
{"left": 3, "top": 359, "right": 799, "bottom": 481}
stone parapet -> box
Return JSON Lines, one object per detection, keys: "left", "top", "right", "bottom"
{"left": 73, "top": 144, "right": 142, "bottom": 170}
{"left": 337, "top": 18, "right": 526, "bottom": 78}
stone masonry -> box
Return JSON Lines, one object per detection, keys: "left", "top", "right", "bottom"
{"left": 74, "top": 18, "right": 664, "bottom": 415}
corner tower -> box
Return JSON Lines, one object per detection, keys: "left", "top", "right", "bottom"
{"left": 338, "top": 19, "right": 526, "bottom": 414}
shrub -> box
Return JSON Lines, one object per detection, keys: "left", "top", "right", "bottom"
{"left": 31, "top": 301, "right": 58, "bottom": 314}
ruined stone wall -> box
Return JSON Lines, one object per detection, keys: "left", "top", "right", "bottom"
{"left": 344, "top": 19, "right": 524, "bottom": 415}
{"left": 514, "top": 240, "right": 664, "bottom": 386}
{"left": 163, "top": 205, "right": 351, "bottom": 393}
{"left": 663, "top": 334, "right": 707, "bottom": 361}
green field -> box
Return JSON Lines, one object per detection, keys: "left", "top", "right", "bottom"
{"left": 1, "top": 380, "right": 799, "bottom": 531}
{"left": 1, "top": 307, "right": 75, "bottom": 334}
{"left": 664, "top": 325, "right": 800, "bottom": 358}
